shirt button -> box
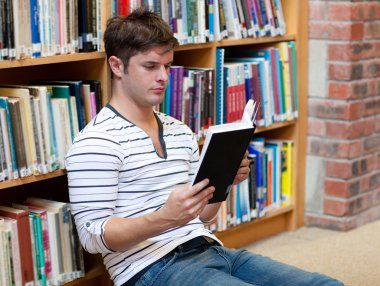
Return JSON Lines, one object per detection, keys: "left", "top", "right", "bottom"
{"left": 86, "top": 222, "right": 91, "bottom": 227}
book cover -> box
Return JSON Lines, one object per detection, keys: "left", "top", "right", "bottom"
{"left": 192, "top": 121, "right": 256, "bottom": 204}
{"left": 8, "top": 98, "right": 28, "bottom": 178}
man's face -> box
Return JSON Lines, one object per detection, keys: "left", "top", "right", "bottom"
{"left": 122, "top": 46, "right": 173, "bottom": 108}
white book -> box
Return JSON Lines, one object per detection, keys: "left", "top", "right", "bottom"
{"left": 3, "top": 218, "right": 23, "bottom": 286}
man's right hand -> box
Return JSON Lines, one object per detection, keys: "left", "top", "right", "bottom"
{"left": 159, "top": 179, "right": 215, "bottom": 227}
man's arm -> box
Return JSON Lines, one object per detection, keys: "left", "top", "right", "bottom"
{"left": 104, "top": 179, "right": 215, "bottom": 251}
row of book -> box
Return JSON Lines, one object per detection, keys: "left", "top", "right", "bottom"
{"left": 0, "top": 0, "right": 102, "bottom": 61}
{"left": 0, "top": 198, "right": 84, "bottom": 286}
{"left": 156, "top": 66, "right": 215, "bottom": 138}
{"left": 113, "top": 0, "right": 287, "bottom": 44}
{"left": 207, "top": 139, "right": 293, "bottom": 232}
{"left": 216, "top": 41, "right": 298, "bottom": 126}
{"left": 0, "top": 80, "right": 101, "bottom": 181}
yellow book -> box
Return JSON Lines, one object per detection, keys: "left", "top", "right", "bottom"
{"left": 281, "top": 141, "right": 293, "bottom": 206}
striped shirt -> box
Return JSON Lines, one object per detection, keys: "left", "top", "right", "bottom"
{"left": 66, "top": 105, "right": 221, "bottom": 286}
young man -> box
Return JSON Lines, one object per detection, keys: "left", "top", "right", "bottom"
{"left": 66, "top": 7, "right": 344, "bottom": 286}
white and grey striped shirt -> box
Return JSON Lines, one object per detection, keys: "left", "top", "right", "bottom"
{"left": 66, "top": 105, "right": 220, "bottom": 285}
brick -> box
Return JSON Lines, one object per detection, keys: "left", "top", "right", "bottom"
{"left": 364, "top": 21, "right": 380, "bottom": 40}
{"left": 326, "top": 160, "right": 353, "bottom": 179}
{"left": 327, "top": 2, "right": 380, "bottom": 22}
{"left": 326, "top": 157, "right": 374, "bottom": 179}
{"left": 324, "top": 198, "right": 348, "bottom": 216}
{"left": 363, "top": 59, "right": 380, "bottom": 79}
{"left": 326, "top": 120, "right": 374, "bottom": 140}
{"left": 328, "top": 3, "right": 352, "bottom": 21}
{"left": 309, "top": 1, "right": 326, "bottom": 20}
{"left": 308, "top": 138, "right": 351, "bottom": 158}
{"left": 328, "top": 43, "right": 377, "bottom": 61}
{"left": 363, "top": 98, "right": 380, "bottom": 116}
{"left": 363, "top": 135, "right": 380, "bottom": 153}
{"left": 352, "top": 193, "right": 372, "bottom": 214}
{"left": 309, "top": 22, "right": 363, "bottom": 41}
{"left": 375, "top": 115, "right": 380, "bottom": 132}
{"left": 328, "top": 80, "right": 376, "bottom": 99}
{"left": 349, "top": 140, "right": 363, "bottom": 159}
{"left": 309, "top": 99, "right": 362, "bottom": 120}
{"left": 325, "top": 179, "right": 360, "bottom": 198}
{"left": 329, "top": 63, "right": 363, "bottom": 81}
{"left": 360, "top": 174, "right": 371, "bottom": 193}
{"left": 369, "top": 172, "right": 380, "bottom": 189}
{"left": 373, "top": 189, "right": 380, "bottom": 205}
{"left": 307, "top": 118, "right": 325, "bottom": 136}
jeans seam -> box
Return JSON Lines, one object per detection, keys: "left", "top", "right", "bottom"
{"left": 142, "top": 253, "right": 178, "bottom": 286}
{"left": 212, "top": 246, "right": 233, "bottom": 274}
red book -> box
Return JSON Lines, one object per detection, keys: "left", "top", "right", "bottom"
{"left": 0, "top": 206, "right": 34, "bottom": 286}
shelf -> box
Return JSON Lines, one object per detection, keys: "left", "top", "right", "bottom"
{"left": 217, "top": 34, "right": 296, "bottom": 47}
{"left": 64, "top": 265, "right": 111, "bottom": 286}
{"left": 175, "top": 42, "right": 214, "bottom": 51}
{"left": 0, "top": 170, "right": 67, "bottom": 190}
{"left": 0, "top": 52, "right": 106, "bottom": 69}
{"left": 256, "top": 120, "right": 297, "bottom": 133}
{"left": 215, "top": 205, "right": 294, "bottom": 248}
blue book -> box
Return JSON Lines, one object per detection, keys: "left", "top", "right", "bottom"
{"left": 215, "top": 48, "right": 225, "bottom": 125}
{"left": 29, "top": 0, "right": 41, "bottom": 57}
{"left": 0, "top": 97, "right": 18, "bottom": 178}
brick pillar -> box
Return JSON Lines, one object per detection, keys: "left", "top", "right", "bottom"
{"left": 306, "top": 0, "right": 380, "bottom": 230}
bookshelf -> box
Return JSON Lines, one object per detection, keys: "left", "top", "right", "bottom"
{"left": 0, "top": 0, "right": 307, "bottom": 285}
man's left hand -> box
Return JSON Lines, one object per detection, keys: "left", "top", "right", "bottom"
{"left": 233, "top": 151, "right": 250, "bottom": 185}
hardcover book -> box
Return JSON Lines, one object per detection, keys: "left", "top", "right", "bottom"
{"left": 192, "top": 100, "right": 258, "bottom": 204}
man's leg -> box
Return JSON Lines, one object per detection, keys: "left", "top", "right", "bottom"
{"left": 223, "top": 247, "right": 345, "bottom": 286}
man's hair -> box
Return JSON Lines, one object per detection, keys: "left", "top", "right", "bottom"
{"left": 104, "top": 7, "right": 179, "bottom": 69}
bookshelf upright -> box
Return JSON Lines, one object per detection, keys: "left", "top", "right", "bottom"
{"left": 0, "top": 0, "right": 308, "bottom": 285}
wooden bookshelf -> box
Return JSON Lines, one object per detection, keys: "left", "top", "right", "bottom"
{"left": 0, "top": 0, "right": 308, "bottom": 285}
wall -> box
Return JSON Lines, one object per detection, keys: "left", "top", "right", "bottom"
{"left": 306, "top": 0, "right": 380, "bottom": 230}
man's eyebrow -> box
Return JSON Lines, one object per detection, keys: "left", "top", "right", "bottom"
{"left": 142, "top": 60, "right": 173, "bottom": 65}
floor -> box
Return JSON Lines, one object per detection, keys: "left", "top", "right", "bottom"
{"left": 245, "top": 219, "right": 380, "bottom": 286}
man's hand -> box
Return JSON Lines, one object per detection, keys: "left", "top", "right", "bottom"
{"left": 159, "top": 179, "right": 215, "bottom": 228}
{"left": 233, "top": 151, "right": 250, "bottom": 185}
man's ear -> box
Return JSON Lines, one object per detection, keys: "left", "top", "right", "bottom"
{"left": 108, "top": 56, "right": 124, "bottom": 79}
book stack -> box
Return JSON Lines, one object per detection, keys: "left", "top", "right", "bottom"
{"left": 216, "top": 41, "right": 298, "bottom": 127}
{"left": 0, "top": 199, "right": 85, "bottom": 286}
{"left": 0, "top": 80, "right": 102, "bottom": 181}
{"left": 110, "top": 0, "right": 286, "bottom": 44}
{"left": 206, "top": 138, "right": 294, "bottom": 232}
{"left": 0, "top": 0, "right": 102, "bottom": 61}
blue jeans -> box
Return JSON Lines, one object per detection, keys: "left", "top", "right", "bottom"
{"left": 135, "top": 244, "right": 344, "bottom": 286}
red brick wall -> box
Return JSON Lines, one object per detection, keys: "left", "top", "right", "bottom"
{"left": 307, "top": 0, "right": 380, "bottom": 230}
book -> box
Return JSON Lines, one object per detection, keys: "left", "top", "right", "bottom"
{"left": 193, "top": 121, "right": 256, "bottom": 204}
{"left": 0, "top": 206, "right": 34, "bottom": 286}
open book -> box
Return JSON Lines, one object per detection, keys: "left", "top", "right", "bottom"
{"left": 192, "top": 100, "right": 259, "bottom": 204}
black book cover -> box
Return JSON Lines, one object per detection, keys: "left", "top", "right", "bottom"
{"left": 193, "top": 122, "right": 256, "bottom": 204}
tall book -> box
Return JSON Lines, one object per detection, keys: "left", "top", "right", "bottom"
{"left": 8, "top": 98, "right": 28, "bottom": 178}
{"left": 0, "top": 206, "right": 34, "bottom": 286}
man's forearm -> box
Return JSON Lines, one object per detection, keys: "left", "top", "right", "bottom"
{"left": 104, "top": 210, "right": 175, "bottom": 251}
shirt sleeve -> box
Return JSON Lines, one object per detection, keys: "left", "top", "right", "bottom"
{"left": 65, "top": 129, "right": 124, "bottom": 254}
